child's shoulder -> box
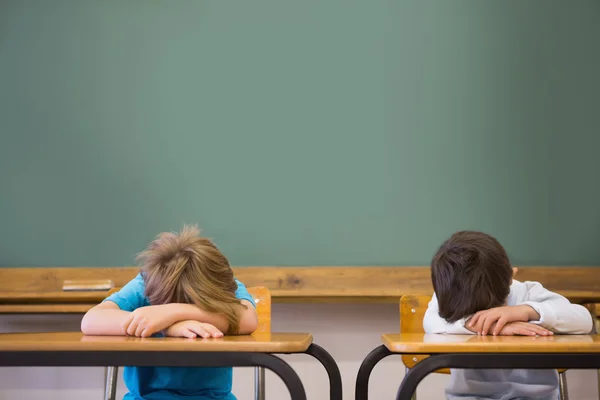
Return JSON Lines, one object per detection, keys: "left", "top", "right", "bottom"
{"left": 104, "top": 273, "right": 150, "bottom": 311}
{"left": 509, "top": 279, "right": 557, "bottom": 304}
{"left": 511, "top": 279, "right": 545, "bottom": 291}
{"left": 124, "top": 273, "right": 146, "bottom": 291}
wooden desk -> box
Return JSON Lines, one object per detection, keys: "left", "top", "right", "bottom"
{"left": 0, "top": 331, "right": 312, "bottom": 352}
{"left": 356, "top": 333, "right": 600, "bottom": 400}
{"left": 0, "top": 332, "right": 341, "bottom": 400}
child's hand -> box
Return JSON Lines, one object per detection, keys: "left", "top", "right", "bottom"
{"left": 122, "top": 304, "right": 177, "bottom": 337}
{"left": 468, "top": 305, "right": 540, "bottom": 336}
{"left": 165, "top": 320, "right": 224, "bottom": 339}
{"left": 496, "top": 321, "right": 553, "bottom": 336}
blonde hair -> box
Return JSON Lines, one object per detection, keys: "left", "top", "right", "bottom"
{"left": 137, "top": 225, "right": 244, "bottom": 334}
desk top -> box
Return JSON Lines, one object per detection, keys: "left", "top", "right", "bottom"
{"left": 0, "top": 332, "right": 313, "bottom": 353}
{"left": 382, "top": 333, "right": 600, "bottom": 354}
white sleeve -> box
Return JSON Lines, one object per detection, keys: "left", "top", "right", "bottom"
{"left": 522, "top": 281, "right": 593, "bottom": 334}
{"left": 423, "top": 293, "right": 475, "bottom": 334}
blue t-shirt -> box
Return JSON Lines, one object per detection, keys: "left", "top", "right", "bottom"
{"left": 104, "top": 274, "right": 255, "bottom": 400}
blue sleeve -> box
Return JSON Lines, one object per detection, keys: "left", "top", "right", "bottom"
{"left": 103, "top": 273, "right": 149, "bottom": 312}
{"left": 235, "top": 278, "right": 256, "bottom": 307}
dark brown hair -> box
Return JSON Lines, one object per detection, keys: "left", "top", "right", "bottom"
{"left": 431, "top": 231, "right": 513, "bottom": 323}
{"left": 137, "top": 225, "right": 245, "bottom": 334}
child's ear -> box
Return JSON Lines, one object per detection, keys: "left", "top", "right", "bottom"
{"left": 511, "top": 267, "right": 518, "bottom": 283}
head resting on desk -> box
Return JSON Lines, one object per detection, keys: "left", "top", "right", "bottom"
{"left": 431, "top": 230, "right": 515, "bottom": 323}
{"left": 137, "top": 224, "right": 244, "bottom": 334}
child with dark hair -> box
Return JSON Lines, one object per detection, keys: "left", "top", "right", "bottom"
{"left": 424, "top": 231, "right": 592, "bottom": 400}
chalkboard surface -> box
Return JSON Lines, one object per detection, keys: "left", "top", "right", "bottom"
{"left": 1, "top": 1, "right": 599, "bottom": 266}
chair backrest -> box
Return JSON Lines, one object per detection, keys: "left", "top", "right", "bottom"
{"left": 399, "top": 294, "right": 449, "bottom": 372}
{"left": 247, "top": 286, "right": 272, "bottom": 333}
{"left": 400, "top": 294, "right": 429, "bottom": 334}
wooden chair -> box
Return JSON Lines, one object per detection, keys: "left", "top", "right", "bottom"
{"left": 103, "top": 286, "right": 272, "bottom": 400}
{"left": 400, "top": 295, "right": 569, "bottom": 400}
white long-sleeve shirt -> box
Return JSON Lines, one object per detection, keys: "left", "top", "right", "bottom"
{"left": 423, "top": 279, "right": 593, "bottom": 400}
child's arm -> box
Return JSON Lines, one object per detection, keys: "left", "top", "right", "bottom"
{"left": 164, "top": 301, "right": 258, "bottom": 338}
{"left": 81, "top": 297, "right": 184, "bottom": 337}
{"left": 425, "top": 297, "right": 551, "bottom": 336}
{"left": 522, "top": 281, "right": 593, "bottom": 334}
{"left": 82, "top": 275, "right": 258, "bottom": 337}
{"left": 165, "top": 320, "right": 224, "bottom": 339}
{"left": 134, "top": 276, "right": 258, "bottom": 335}
{"left": 80, "top": 301, "right": 133, "bottom": 336}
{"left": 231, "top": 279, "right": 258, "bottom": 334}
{"left": 80, "top": 274, "right": 225, "bottom": 336}
{"left": 469, "top": 282, "right": 593, "bottom": 335}
{"left": 423, "top": 294, "right": 475, "bottom": 334}
{"left": 82, "top": 299, "right": 257, "bottom": 337}
{"left": 155, "top": 300, "right": 257, "bottom": 335}
{"left": 81, "top": 274, "right": 146, "bottom": 336}
{"left": 155, "top": 279, "right": 258, "bottom": 335}
{"left": 237, "top": 300, "right": 259, "bottom": 334}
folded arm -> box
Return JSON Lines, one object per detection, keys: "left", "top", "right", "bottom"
{"left": 523, "top": 281, "right": 593, "bottom": 334}
{"left": 165, "top": 300, "right": 258, "bottom": 335}
{"left": 81, "top": 275, "right": 258, "bottom": 337}
{"left": 81, "top": 300, "right": 257, "bottom": 337}
{"left": 80, "top": 301, "right": 132, "bottom": 336}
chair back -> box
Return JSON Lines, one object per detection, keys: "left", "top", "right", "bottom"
{"left": 400, "top": 294, "right": 449, "bottom": 373}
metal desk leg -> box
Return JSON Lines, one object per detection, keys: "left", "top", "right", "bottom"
{"left": 104, "top": 366, "right": 118, "bottom": 400}
{"left": 254, "top": 366, "right": 266, "bottom": 400}
{"left": 405, "top": 367, "right": 417, "bottom": 400}
{"left": 245, "top": 354, "right": 306, "bottom": 400}
{"left": 355, "top": 345, "right": 394, "bottom": 400}
{"left": 304, "top": 343, "right": 343, "bottom": 400}
{"left": 558, "top": 370, "right": 569, "bottom": 400}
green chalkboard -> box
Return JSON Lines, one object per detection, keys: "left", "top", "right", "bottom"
{"left": 1, "top": 0, "right": 599, "bottom": 267}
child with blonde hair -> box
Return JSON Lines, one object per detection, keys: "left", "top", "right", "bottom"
{"left": 81, "top": 225, "right": 258, "bottom": 400}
